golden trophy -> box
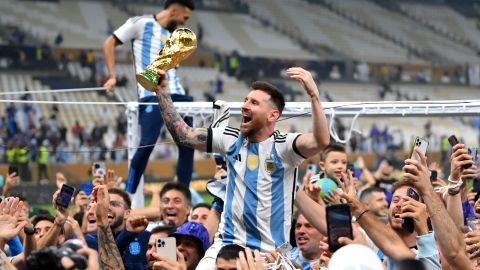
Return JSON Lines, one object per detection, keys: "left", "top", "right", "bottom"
{"left": 136, "top": 27, "right": 197, "bottom": 92}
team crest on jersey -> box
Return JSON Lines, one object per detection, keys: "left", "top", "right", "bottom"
{"left": 247, "top": 155, "right": 259, "bottom": 171}
{"left": 264, "top": 156, "right": 276, "bottom": 174}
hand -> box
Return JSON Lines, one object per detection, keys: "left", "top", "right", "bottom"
{"left": 94, "top": 185, "right": 109, "bottom": 226}
{"left": 154, "top": 70, "right": 168, "bottom": 95}
{"left": 0, "top": 198, "right": 27, "bottom": 241}
{"left": 236, "top": 248, "right": 266, "bottom": 270}
{"left": 103, "top": 77, "right": 117, "bottom": 92}
{"left": 105, "top": 169, "right": 123, "bottom": 189}
{"left": 337, "top": 171, "right": 364, "bottom": 216}
{"left": 144, "top": 184, "right": 161, "bottom": 195}
{"left": 126, "top": 216, "right": 148, "bottom": 233}
{"left": 18, "top": 204, "right": 33, "bottom": 232}
{"left": 450, "top": 144, "right": 473, "bottom": 181}
{"left": 77, "top": 247, "right": 100, "bottom": 270}
{"left": 324, "top": 189, "right": 342, "bottom": 205}
{"left": 338, "top": 224, "right": 370, "bottom": 247}
{"left": 52, "top": 190, "right": 69, "bottom": 225}
{"left": 92, "top": 173, "right": 105, "bottom": 187}
{"left": 302, "top": 171, "right": 321, "bottom": 203}
{"left": 432, "top": 178, "right": 447, "bottom": 192}
{"left": 56, "top": 172, "right": 67, "bottom": 189}
{"left": 403, "top": 148, "right": 431, "bottom": 195}
{"left": 64, "top": 216, "right": 83, "bottom": 239}
{"left": 399, "top": 196, "right": 429, "bottom": 236}
{"left": 465, "top": 231, "right": 480, "bottom": 259}
{"left": 462, "top": 165, "right": 478, "bottom": 181}
{"left": 3, "top": 172, "right": 19, "bottom": 196}
{"left": 286, "top": 67, "right": 319, "bottom": 99}
{"left": 151, "top": 251, "right": 187, "bottom": 270}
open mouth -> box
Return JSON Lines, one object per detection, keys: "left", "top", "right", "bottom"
{"left": 165, "top": 210, "right": 177, "bottom": 219}
{"left": 296, "top": 236, "right": 309, "bottom": 245}
{"left": 393, "top": 213, "right": 403, "bottom": 223}
{"left": 107, "top": 213, "right": 115, "bottom": 221}
{"left": 242, "top": 115, "right": 252, "bottom": 125}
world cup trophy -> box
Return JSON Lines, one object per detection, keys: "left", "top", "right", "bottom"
{"left": 136, "top": 27, "right": 197, "bottom": 92}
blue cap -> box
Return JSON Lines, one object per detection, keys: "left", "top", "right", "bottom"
{"left": 170, "top": 222, "right": 210, "bottom": 253}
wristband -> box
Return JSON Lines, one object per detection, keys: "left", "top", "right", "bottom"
{"left": 355, "top": 209, "right": 370, "bottom": 222}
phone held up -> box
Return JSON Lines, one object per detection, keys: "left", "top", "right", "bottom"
{"left": 448, "top": 135, "right": 472, "bottom": 169}
{"left": 156, "top": 237, "right": 177, "bottom": 261}
{"left": 402, "top": 187, "right": 420, "bottom": 233}
{"left": 326, "top": 204, "right": 353, "bottom": 252}
{"left": 8, "top": 165, "right": 18, "bottom": 176}
{"left": 55, "top": 184, "right": 75, "bottom": 209}
{"left": 410, "top": 136, "right": 429, "bottom": 163}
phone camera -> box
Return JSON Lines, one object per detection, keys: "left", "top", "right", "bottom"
{"left": 159, "top": 240, "right": 165, "bottom": 247}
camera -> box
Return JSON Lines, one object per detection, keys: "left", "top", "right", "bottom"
{"left": 26, "top": 240, "right": 88, "bottom": 270}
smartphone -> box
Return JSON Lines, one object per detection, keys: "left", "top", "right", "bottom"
{"left": 326, "top": 204, "right": 353, "bottom": 252}
{"left": 469, "top": 147, "right": 478, "bottom": 164}
{"left": 429, "top": 170, "right": 438, "bottom": 183}
{"left": 55, "top": 184, "right": 75, "bottom": 208}
{"left": 402, "top": 187, "right": 420, "bottom": 233}
{"left": 214, "top": 155, "right": 227, "bottom": 171}
{"left": 410, "top": 136, "right": 429, "bottom": 162}
{"left": 448, "top": 135, "right": 459, "bottom": 147}
{"left": 307, "top": 164, "right": 317, "bottom": 174}
{"left": 93, "top": 162, "right": 106, "bottom": 176}
{"left": 156, "top": 237, "right": 177, "bottom": 261}
{"left": 8, "top": 165, "right": 18, "bottom": 176}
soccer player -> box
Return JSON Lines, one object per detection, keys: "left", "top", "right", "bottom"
{"left": 102, "top": 0, "right": 195, "bottom": 207}
{"left": 153, "top": 67, "right": 329, "bottom": 269}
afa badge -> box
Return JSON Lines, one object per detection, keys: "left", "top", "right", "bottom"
{"left": 129, "top": 240, "right": 141, "bottom": 255}
{"left": 247, "top": 155, "right": 259, "bottom": 171}
{"left": 265, "top": 156, "right": 276, "bottom": 174}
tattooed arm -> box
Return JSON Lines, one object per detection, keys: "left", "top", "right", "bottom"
{"left": 155, "top": 71, "right": 208, "bottom": 152}
{"left": 94, "top": 185, "right": 125, "bottom": 270}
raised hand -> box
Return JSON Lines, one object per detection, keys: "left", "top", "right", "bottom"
{"left": 0, "top": 198, "right": 27, "bottom": 241}
{"left": 3, "top": 172, "right": 19, "bottom": 196}
{"left": 286, "top": 67, "right": 319, "bottom": 98}
{"left": 302, "top": 171, "right": 321, "bottom": 203}
{"left": 151, "top": 251, "right": 187, "bottom": 270}
{"left": 236, "top": 248, "right": 266, "bottom": 270}
{"left": 94, "top": 185, "right": 110, "bottom": 226}
{"left": 105, "top": 169, "right": 123, "bottom": 189}
{"left": 399, "top": 196, "right": 429, "bottom": 235}
{"left": 403, "top": 148, "right": 431, "bottom": 195}
{"left": 56, "top": 172, "right": 67, "bottom": 190}
{"left": 126, "top": 216, "right": 148, "bottom": 234}
{"left": 103, "top": 77, "right": 117, "bottom": 92}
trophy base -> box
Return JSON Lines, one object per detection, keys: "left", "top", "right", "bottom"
{"left": 136, "top": 70, "right": 159, "bottom": 92}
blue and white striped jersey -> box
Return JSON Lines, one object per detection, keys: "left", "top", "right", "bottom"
{"left": 290, "top": 247, "right": 319, "bottom": 270}
{"left": 207, "top": 126, "right": 305, "bottom": 252}
{"left": 113, "top": 15, "right": 185, "bottom": 99}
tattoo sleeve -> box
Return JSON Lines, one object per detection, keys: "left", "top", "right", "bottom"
{"left": 157, "top": 92, "right": 208, "bottom": 151}
{"left": 97, "top": 225, "right": 125, "bottom": 270}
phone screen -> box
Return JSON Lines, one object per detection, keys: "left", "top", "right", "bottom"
{"left": 402, "top": 187, "right": 419, "bottom": 233}
{"left": 56, "top": 184, "right": 75, "bottom": 208}
{"left": 326, "top": 204, "right": 352, "bottom": 252}
{"left": 8, "top": 165, "right": 18, "bottom": 176}
{"left": 448, "top": 135, "right": 459, "bottom": 146}
{"left": 156, "top": 237, "right": 177, "bottom": 261}
{"left": 429, "top": 170, "right": 438, "bottom": 183}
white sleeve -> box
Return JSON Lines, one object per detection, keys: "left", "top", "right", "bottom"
{"left": 113, "top": 17, "right": 141, "bottom": 44}
{"left": 276, "top": 133, "right": 306, "bottom": 167}
{"left": 207, "top": 126, "right": 239, "bottom": 154}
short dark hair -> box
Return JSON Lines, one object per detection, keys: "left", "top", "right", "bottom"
{"left": 160, "top": 182, "right": 192, "bottom": 206}
{"left": 164, "top": 0, "right": 195, "bottom": 10}
{"left": 359, "top": 187, "right": 385, "bottom": 203}
{"left": 108, "top": 188, "right": 132, "bottom": 209}
{"left": 320, "top": 143, "right": 347, "bottom": 161}
{"left": 151, "top": 225, "right": 176, "bottom": 235}
{"left": 32, "top": 214, "right": 55, "bottom": 226}
{"left": 193, "top": 203, "right": 211, "bottom": 212}
{"left": 216, "top": 244, "right": 245, "bottom": 261}
{"left": 250, "top": 81, "right": 285, "bottom": 115}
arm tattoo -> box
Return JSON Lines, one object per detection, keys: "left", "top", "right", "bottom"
{"left": 157, "top": 92, "right": 208, "bottom": 149}
{"left": 97, "top": 225, "right": 125, "bottom": 270}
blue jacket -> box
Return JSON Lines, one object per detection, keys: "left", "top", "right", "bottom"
{"left": 86, "top": 229, "right": 150, "bottom": 270}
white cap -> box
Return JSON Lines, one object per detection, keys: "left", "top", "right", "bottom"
{"left": 328, "top": 244, "right": 383, "bottom": 270}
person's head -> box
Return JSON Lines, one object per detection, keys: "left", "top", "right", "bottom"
{"left": 85, "top": 200, "right": 97, "bottom": 233}
{"left": 74, "top": 190, "right": 89, "bottom": 213}
{"left": 240, "top": 81, "right": 285, "bottom": 140}
{"left": 108, "top": 188, "right": 131, "bottom": 232}
{"left": 294, "top": 212, "right": 323, "bottom": 259}
{"left": 32, "top": 214, "right": 56, "bottom": 241}
{"left": 189, "top": 203, "right": 211, "bottom": 224}
{"left": 319, "top": 144, "right": 348, "bottom": 179}
{"left": 388, "top": 181, "right": 421, "bottom": 232}
{"left": 160, "top": 182, "right": 192, "bottom": 228}
{"left": 216, "top": 244, "right": 245, "bottom": 270}
{"left": 378, "top": 159, "right": 394, "bottom": 177}
{"left": 163, "top": 0, "right": 195, "bottom": 32}
{"left": 146, "top": 226, "right": 174, "bottom": 269}
{"left": 359, "top": 187, "right": 388, "bottom": 219}
{"left": 170, "top": 222, "right": 210, "bottom": 270}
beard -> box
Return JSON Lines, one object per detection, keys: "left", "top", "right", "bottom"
{"left": 165, "top": 20, "right": 179, "bottom": 33}
{"left": 110, "top": 215, "right": 124, "bottom": 231}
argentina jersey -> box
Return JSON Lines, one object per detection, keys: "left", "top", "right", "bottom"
{"left": 113, "top": 15, "right": 185, "bottom": 99}
{"left": 290, "top": 247, "right": 319, "bottom": 270}
{"left": 207, "top": 126, "right": 305, "bottom": 252}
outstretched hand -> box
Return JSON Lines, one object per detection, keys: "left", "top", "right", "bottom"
{"left": 0, "top": 198, "right": 27, "bottom": 241}
{"left": 302, "top": 171, "right": 322, "bottom": 204}
{"left": 286, "top": 67, "right": 319, "bottom": 98}
{"left": 403, "top": 147, "right": 431, "bottom": 195}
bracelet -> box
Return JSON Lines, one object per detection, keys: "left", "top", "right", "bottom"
{"left": 355, "top": 209, "right": 370, "bottom": 222}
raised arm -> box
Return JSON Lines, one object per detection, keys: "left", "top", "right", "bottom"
{"left": 286, "top": 67, "right": 329, "bottom": 158}
{"left": 405, "top": 148, "right": 472, "bottom": 270}
{"left": 155, "top": 71, "right": 208, "bottom": 152}
{"left": 103, "top": 35, "right": 120, "bottom": 92}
